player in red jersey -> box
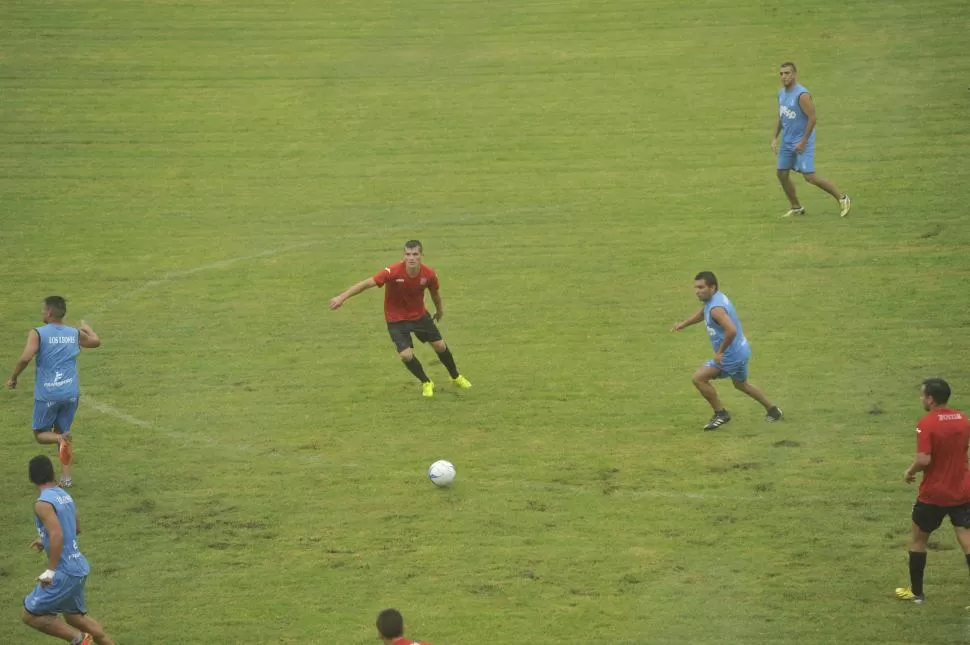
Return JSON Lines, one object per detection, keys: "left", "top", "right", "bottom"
{"left": 895, "top": 378, "right": 970, "bottom": 605}
{"left": 376, "top": 609, "right": 430, "bottom": 645}
{"left": 329, "top": 240, "right": 472, "bottom": 398}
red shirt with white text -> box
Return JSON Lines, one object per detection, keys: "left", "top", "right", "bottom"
{"left": 372, "top": 262, "right": 440, "bottom": 323}
{"left": 917, "top": 407, "right": 970, "bottom": 506}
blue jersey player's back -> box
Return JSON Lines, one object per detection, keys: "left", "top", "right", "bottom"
{"left": 703, "top": 291, "right": 750, "bottom": 366}
{"left": 778, "top": 83, "right": 815, "bottom": 149}
{"left": 35, "top": 486, "right": 90, "bottom": 577}
{"left": 34, "top": 324, "right": 80, "bottom": 402}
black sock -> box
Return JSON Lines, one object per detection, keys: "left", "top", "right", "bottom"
{"left": 403, "top": 357, "right": 430, "bottom": 383}
{"left": 965, "top": 553, "right": 970, "bottom": 574}
{"left": 436, "top": 347, "right": 460, "bottom": 379}
{"left": 909, "top": 551, "right": 927, "bottom": 597}
{"left": 715, "top": 408, "right": 728, "bottom": 417}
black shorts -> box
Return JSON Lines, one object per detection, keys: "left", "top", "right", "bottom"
{"left": 386, "top": 314, "right": 442, "bottom": 352}
{"left": 912, "top": 500, "right": 970, "bottom": 533}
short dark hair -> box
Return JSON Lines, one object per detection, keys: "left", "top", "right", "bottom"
{"left": 922, "top": 378, "right": 951, "bottom": 405}
{"left": 44, "top": 296, "right": 67, "bottom": 319}
{"left": 780, "top": 61, "right": 797, "bottom": 72}
{"left": 694, "top": 271, "right": 718, "bottom": 290}
{"left": 376, "top": 608, "right": 405, "bottom": 638}
{"left": 404, "top": 240, "right": 423, "bottom": 252}
{"left": 29, "top": 455, "right": 55, "bottom": 485}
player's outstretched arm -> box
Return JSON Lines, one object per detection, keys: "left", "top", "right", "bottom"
{"left": 330, "top": 277, "right": 377, "bottom": 310}
{"left": 6, "top": 329, "right": 40, "bottom": 389}
{"left": 671, "top": 307, "right": 704, "bottom": 332}
{"left": 78, "top": 320, "right": 100, "bottom": 349}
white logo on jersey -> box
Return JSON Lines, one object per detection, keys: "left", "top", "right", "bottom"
{"left": 915, "top": 427, "right": 921, "bottom": 434}
{"left": 779, "top": 105, "right": 797, "bottom": 120}
{"left": 420, "top": 278, "right": 427, "bottom": 285}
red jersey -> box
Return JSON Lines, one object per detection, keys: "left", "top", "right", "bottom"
{"left": 372, "top": 262, "right": 439, "bottom": 323}
{"left": 391, "top": 639, "right": 431, "bottom": 645}
{"left": 916, "top": 407, "right": 970, "bottom": 506}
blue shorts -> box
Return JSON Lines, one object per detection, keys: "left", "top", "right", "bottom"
{"left": 33, "top": 398, "right": 79, "bottom": 434}
{"left": 777, "top": 146, "right": 815, "bottom": 173}
{"left": 704, "top": 359, "right": 749, "bottom": 383}
{"left": 24, "top": 573, "right": 87, "bottom": 616}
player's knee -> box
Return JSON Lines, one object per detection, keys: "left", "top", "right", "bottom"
{"left": 776, "top": 169, "right": 788, "bottom": 180}
{"left": 431, "top": 340, "right": 447, "bottom": 353}
{"left": 691, "top": 373, "right": 708, "bottom": 387}
{"left": 803, "top": 173, "right": 816, "bottom": 184}
{"left": 732, "top": 380, "right": 747, "bottom": 390}
{"left": 398, "top": 349, "right": 415, "bottom": 361}
{"left": 21, "top": 609, "right": 38, "bottom": 626}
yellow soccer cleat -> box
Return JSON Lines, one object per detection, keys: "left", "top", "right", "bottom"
{"left": 839, "top": 193, "right": 852, "bottom": 217}
{"left": 782, "top": 206, "right": 806, "bottom": 218}
{"left": 452, "top": 375, "right": 472, "bottom": 389}
{"left": 422, "top": 381, "right": 435, "bottom": 398}
{"left": 894, "top": 587, "right": 924, "bottom": 604}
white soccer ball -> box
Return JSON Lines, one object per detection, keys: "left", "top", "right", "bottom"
{"left": 428, "top": 460, "right": 456, "bottom": 487}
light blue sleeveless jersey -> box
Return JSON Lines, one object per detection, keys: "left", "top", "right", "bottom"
{"left": 778, "top": 83, "right": 815, "bottom": 149}
{"left": 34, "top": 324, "right": 80, "bottom": 401}
{"left": 35, "top": 487, "right": 90, "bottom": 577}
{"left": 703, "top": 292, "right": 751, "bottom": 365}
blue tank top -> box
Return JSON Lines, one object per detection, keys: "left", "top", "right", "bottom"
{"left": 35, "top": 487, "right": 90, "bottom": 577}
{"left": 34, "top": 324, "right": 80, "bottom": 401}
{"left": 778, "top": 83, "right": 815, "bottom": 148}
{"left": 703, "top": 292, "right": 751, "bottom": 365}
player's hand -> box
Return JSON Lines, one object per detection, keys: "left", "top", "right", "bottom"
{"left": 770, "top": 139, "right": 778, "bottom": 154}
{"left": 5, "top": 378, "right": 16, "bottom": 390}
{"left": 328, "top": 296, "right": 344, "bottom": 311}
{"left": 904, "top": 470, "right": 916, "bottom": 484}
{"left": 433, "top": 310, "right": 443, "bottom": 323}
{"left": 714, "top": 352, "right": 724, "bottom": 365}
{"left": 37, "top": 569, "right": 55, "bottom": 587}
{"left": 29, "top": 539, "right": 44, "bottom": 552}
{"left": 670, "top": 323, "right": 682, "bottom": 332}
{"left": 794, "top": 141, "right": 806, "bottom": 154}
{"left": 78, "top": 320, "right": 93, "bottom": 333}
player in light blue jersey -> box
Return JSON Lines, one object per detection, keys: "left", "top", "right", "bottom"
{"left": 21, "top": 456, "right": 114, "bottom": 645}
{"left": 7, "top": 297, "right": 101, "bottom": 487}
{"left": 672, "top": 272, "right": 783, "bottom": 430}
{"left": 771, "top": 61, "right": 851, "bottom": 218}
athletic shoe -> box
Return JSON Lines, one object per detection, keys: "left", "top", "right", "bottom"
{"left": 765, "top": 406, "right": 784, "bottom": 422}
{"left": 894, "top": 587, "right": 924, "bottom": 604}
{"left": 59, "top": 478, "right": 73, "bottom": 488}
{"left": 703, "top": 411, "right": 731, "bottom": 431}
{"left": 80, "top": 633, "right": 94, "bottom": 645}
{"left": 452, "top": 375, "right": 473, "bottom": 389}
{"left": 839, "top": 194, "right": 852, "bottom": 217}
{"left": 782, "top": 207, "right": 805, "bottom": 218}
{"left": 58, "top": 438, "right": 72, "bottom": 466}
{"left": 422, "top": 381, "right": 435, "bottom": 398}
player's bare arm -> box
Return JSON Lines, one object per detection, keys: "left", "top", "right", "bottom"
{"left": 710, "top": 307, "right": 737, "bottom": 362}
{"left": 78, "top": 320, "right": 101, "bottom": 348}
{"left": 430, "top": 289, "right": 444, "bottom": 322}
{"left": 795, "top": 93, "right": 817, "bottom": 154}
{"left": 671, "top": 307, "right": 704, "bottom": 332}
{"left": 771, "top": 118, "right": 782, "bottom": 154}
{"left": 330, "top": 277, "right": 378, "bottom": 310}
{"left": 35, "top": 501, "right": 63, "bottom": 583}
{"left": 904, "top": 452, "right": 932, "bottom": 483}
{"left": 6, "top": 329, "right": 40, "bottom": 389}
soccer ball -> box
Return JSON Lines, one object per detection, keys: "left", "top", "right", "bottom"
{"left": 428, "top": 460, "right": 456, "bottom": 487}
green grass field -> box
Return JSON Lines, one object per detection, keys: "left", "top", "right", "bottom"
{"left": 2, "top": 0, "right": 970, "bottom": 643}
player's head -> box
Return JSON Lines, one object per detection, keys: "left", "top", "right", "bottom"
{"left": 403, "top": 240, "right": 423, "bottom": 268}
{"left": 693, "top": 271, "right": 719, "bottom": 302}
{"left": 43, "top": 296, "right": 67, "bottom": 323}
{"left": 921, "top": 378, "right": 951, "bottom": 410}
{"left": 779, "top": 62, "right": 797, "bottom": 88}
{"left": 376, "top": 608, "right": 405, "bottom": 641}
{"left": 28, "top": 455, "right": 56, "bottom": 486}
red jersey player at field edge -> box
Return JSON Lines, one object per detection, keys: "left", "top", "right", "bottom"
{"left": 376, "top": 608, "right": 431, "bottom": 645}
{"left": 895, "top": 378, "right": 970, "bottom": 606}
{"left": 329, "top": 240, "right": 472, "bottom": 398}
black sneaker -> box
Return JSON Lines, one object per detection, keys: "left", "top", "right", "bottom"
{"left": 765, "top": 406, "right": 784, "bottom": 422}
{"left": 703, "top": 410, "right": 731, "bottom": 431}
